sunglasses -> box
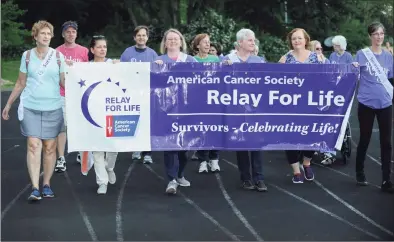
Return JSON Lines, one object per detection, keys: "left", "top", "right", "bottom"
{"left": 93, "top": 35, "right": 105, "bottom": 39}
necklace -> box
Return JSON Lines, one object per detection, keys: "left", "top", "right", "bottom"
{"left": 35, "top": 48, "right": 48, "bottom": 60}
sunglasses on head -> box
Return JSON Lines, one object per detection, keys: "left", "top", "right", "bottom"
{"left": 93, "top": 35, "right": 105, "bottom": 39}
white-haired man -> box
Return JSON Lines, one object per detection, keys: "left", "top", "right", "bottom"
{"left": 222, "top": 28, "right": 267, "bottom": 192}
{"left": 329, "top": 35, "right": 353, "bottom": 64}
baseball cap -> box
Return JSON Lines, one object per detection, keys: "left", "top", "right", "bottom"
{"left": 62, "top": 21, "right": 78, "bottom": 32}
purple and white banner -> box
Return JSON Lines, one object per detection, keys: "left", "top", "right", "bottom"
{"left": 66, "top": 62, "right": 358, "bottom": 152}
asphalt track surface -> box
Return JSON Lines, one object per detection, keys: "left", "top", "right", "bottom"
{"left": 1, "top": 91, "right": 394, "bottom": 241}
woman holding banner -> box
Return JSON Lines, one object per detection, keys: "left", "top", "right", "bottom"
{"left": 279, "top": 28, "right": 323, "bottom": 184}
{"left": 88, "top": 35, "right": 120, "bottom": 194}
{"left": 2, "top": 20, "right": 66, "bottom": 201}
{"left": 154, "top": 28, "right": 197, "bottom": 194}
{"left": 190, "top": 33, "right": 221, "bottom": 174}
{"left": 353, "top": 22, "right": 393, "bottom": 193}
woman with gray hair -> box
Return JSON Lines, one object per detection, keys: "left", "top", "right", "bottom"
{"left": 329, "top": 35, "right": 353, "bottom": 64}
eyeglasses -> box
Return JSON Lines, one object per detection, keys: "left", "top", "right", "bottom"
{"left": 316, "top": 47, "right": 323, "bottom": 50}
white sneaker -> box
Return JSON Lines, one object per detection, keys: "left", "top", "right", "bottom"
{"left": 176, "top": 177, "right": 191, "bottom": 187}
{"left": 97, "top": 184, "right": 107, "bottom": 194}
{"left": 54, "top": 156, "right": 66, "bottom": 173}
{"left": 321, "top": 153, "right": 335, "bottom": 165}
{"left": 132, "top": 152, "right": 141, "bottom": 160}
{"left": 143, "top": 155, "right": 153, "bottom": 164}
{"left": 209, "top": 159, "right": 220, "bottom": 172}
{"left": 107, "top": 170, "right": 116, "bottom": 184}
{"left": 76, "top": 153, "right": 81, "bottom": 163}
{"left": 166, "top": 180, "right": 178, "bottom": 194}
{"left": 199, "top": 161, "right": 208, "bottom": 173}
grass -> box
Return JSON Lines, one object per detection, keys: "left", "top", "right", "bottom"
{"left": 1, "top": 60, "right": 20, "bottom": 89}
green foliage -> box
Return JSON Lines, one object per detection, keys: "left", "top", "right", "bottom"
{"left": 1, "top": 0, "right": 30, "bottom": 59}
{"left": 180, "top": 8, "right": 237, "bottom": 54}
{"left": 257, "top": 34, "right": 288, "bottom": 62}
{"left": 335, "top": 19, "right": 370, "bottom": 53}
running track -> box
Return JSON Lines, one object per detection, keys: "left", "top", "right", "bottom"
{"left": 1, "top": 91, "right": 393, "bottom": 241}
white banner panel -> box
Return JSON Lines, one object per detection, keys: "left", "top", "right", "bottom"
{"left": 65, "top": 62, "right": 151, "bottom": 152}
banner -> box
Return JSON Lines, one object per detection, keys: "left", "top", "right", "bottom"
{"left": 66, "top": 62, "right": 358, "bottom": 152}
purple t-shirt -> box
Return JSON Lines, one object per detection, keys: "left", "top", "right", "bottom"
{"left": 329, "top": 51, "right": 353, "bottom": 64}
{"left": 120, "top": 46, "right": 158, "bottom": 62}
{"left": 155, "top": 53, "right": 197, "bottom": 63}
{"left": 356, "top": 49, "right": 393, "bottom": 109}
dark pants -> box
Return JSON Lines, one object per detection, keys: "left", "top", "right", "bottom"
{"left": 164, "top": 151, "right": 188, "bottom": 181}
{"left": 356, "top": 103, "right": 392, "bottom": 181}
{"left": 285, "top": 150, "right": 314, "bottom": 165}
{"left": 236, "top": 151, "right": 264, "bottom": 182}
{"left": 197, "top": 150, "right": 219, "bottom": 163}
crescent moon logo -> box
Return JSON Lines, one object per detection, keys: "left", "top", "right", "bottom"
{"left": 81, "top": 81, "right": 103, "bottom": 128}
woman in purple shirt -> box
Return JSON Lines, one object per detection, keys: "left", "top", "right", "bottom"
{"left": 279, "top": 28, "right": 323, "bottom": 184}
{"left": 329, "top": 35, "right": 354, "bottom": 64}
{"left": 154, "top": 28, "right": 197, "bottom": 195}
{"left": 353, "top": 22, "right": 393, "bottom": 193}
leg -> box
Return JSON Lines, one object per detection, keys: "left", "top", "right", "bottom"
{"left": 93, "top": 151, "right": 108, "bottom": 185}
{"left": 251, "top": 151, "right": 264, "bottom": 182}
{"left": 355, "top": 103, "right": 375, "bottom": 180}
{"left": 56, "top": 132, "right": 66, "bottom": 157}
{"left": 376, "top": 105, "right": 393, "bottom": 184}
{"left": 302, "top": 150, "right": 315, "bottom": 181}
{"left": 285, "top": 150, "right": 303, "bottom": 183}
{"left": 236, "top": 151, "right": 251, "bottom": 181}
{"left": 209, "top": 150, "right": 220, "bottom": 160}
{"left": 164, "top": 151, "right": 179, "bottom": 181}
{"left": 42, "top": 139, "right": 57, "bottom": 186}
{"left": 105, "top": 152, "right": 118, "bottom": 171}
{"left": 177, "top": 151, "right": 188, "bottom": 178}
{"left": 26, "top": 137, "right": 43, "bottom": 189}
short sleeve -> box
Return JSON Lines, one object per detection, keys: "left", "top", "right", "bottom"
{"left": 347, "top": 52, "right": 354, "bottom": 63}
{"left": 19, "top": 51, "right": 28, "bottom": 73}
{"left": 58, "top": 52, "right": 66, "bottom": 73}
{"left": 120, "top": 49, "right": 129, "bottom": 62}
{"left": 355, "top": 51, "right": 361, "bottom": 63}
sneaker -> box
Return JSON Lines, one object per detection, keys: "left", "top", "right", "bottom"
{"left": 28, "top": 188, "right": 42, "bottom": 201}
{"left": 54, "top": 156, "right": 66, "bottom": 173}
{"left": 132, "top": 152, "right": 141, "bottom": 160}
{"left": 321, "top": 153, "right": 335, "bottom": 165}
{"left": 242, "top": 180, "right": 255, "bottom": 190}
{"left": 303, "top": 165, "right": 314, "bottom": 181}
{"left": 198, "top": 161, "right": 208, "bottom": 173}
{"left": 143, "top": 155, "right": 153, "bottom": 164}
{"left": 176, "top": 177, "right": 191, "bottom": 187}
{"left": 97, "top": 184, "right": 107, "bottom": 194}
{"left": 166, "top": 180, "right": 178, "bottom": 194}
{"left": 209, "top": 159, "right": 220, "bottom": 172}
{"left": 356, "top": 172, "right": 368, "bottom": 186}
{"left": 292, "top": 173, "right": 304, "bottom": 183}
{"left": 107, "top": 170, "right": 116, "bottom": 184}
{"left": 381, "top": 180, "right": 393, "bottom": 193}
{"left": 42, "top": 185, "right": 54, "bottom": 198}
{"left": 76, "top": 153, "right": 81, "bottom": 163}
{"left": 255, "top": 180, "right": 268, "bottom": 192}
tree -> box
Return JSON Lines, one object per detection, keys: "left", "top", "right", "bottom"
{"left": 1, "top": 0, "right": 30, "bottom": 58}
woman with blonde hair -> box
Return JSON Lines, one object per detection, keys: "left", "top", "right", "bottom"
{"left": 279, "top": 28, "right": 323, "bottom": 184}
{"left": 2, "top": 20, "right": 66, "bottom": 201}
{"left": 154, "top": 28, "right": 197, "bottom": 194}
{"left": 310, "top": 40, "right": 330, "bottom": 64}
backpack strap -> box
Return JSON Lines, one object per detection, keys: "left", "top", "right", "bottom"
{"left": 56, "top": 50, "right": 61, "bottom": 69}
{"left": 25, "top": 50, "right": 31, "bottom": 70}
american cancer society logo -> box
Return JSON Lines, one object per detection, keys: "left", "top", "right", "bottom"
{"left": 79, "top": 77, "right": 140, "bottom": 138}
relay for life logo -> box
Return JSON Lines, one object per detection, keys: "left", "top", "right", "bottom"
{"left": 78, "top": 77, "right": 141, "bottom": 138}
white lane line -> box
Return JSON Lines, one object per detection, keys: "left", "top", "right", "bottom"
{"left": 313, "top": 179, "right": 394, "bottom": 237}
{"left": 144, "top": 164, "right": 240, "bottom": 241}
{"left": 215, "top": 173, "right": 264, "bottom": 241}
{"left": 311, "top": 162, "right": 381, "bottom": 189}
{"left": 64, "top": 171, "right": 98, "bottom": 241}
{"left": 1, "top": 171, "right": 43, "bottom": 220}
{"left": 116, "top": 162, "right": 136, "bottom": 242}
{"left": 269, "top": 183, "right": 381, "bottom": 240}
{"left": 2, "top": 144, "right": 20, "bottom": 153}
